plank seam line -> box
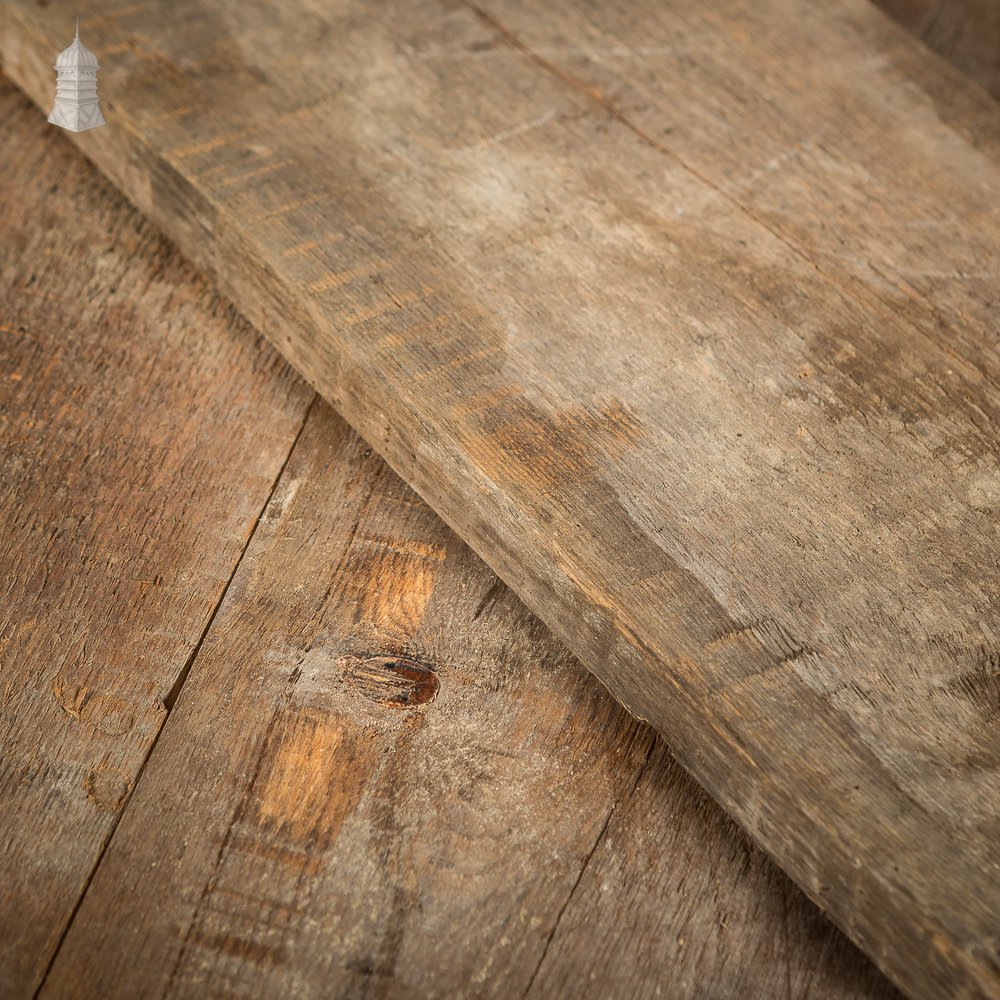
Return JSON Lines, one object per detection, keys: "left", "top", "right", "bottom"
{"left": 314, "top": 460, "right": 387, "bottom": 616}
{"left": 519, "top": 734, "right": 657, "bottom": 999}
{"left": 162, "top": 392, "right": 318, "bottom": 711}
{"left": 32, "top": 390, "right": 318, "bottom": 999}
{"left": 162, "top": 457, "right": 382, "bottom": 995}
{"left": 462, "top": 1, "right": 1000, "bottom": 401}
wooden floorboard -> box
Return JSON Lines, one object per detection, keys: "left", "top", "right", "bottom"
{"left": 2, "top": 3, "right": 998, "bottom": 996}
{"left": 40, "top": 399, "right": 896, "bottom": 1000}
{"left": 0, "top": 81, "right": 312, "bottom": 997}
{"left": 1, "top": 79, "right": 895, "bottom": 998}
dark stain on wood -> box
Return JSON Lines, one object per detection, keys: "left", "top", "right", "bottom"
{"left": 873, "top": 0, "right": 1000, "bottom": 98}
{"left": 949, "top": 648, "right": 1000, "bottom": 717}
{"left": 341, "top": 653, "right": 440, "bottom": 709}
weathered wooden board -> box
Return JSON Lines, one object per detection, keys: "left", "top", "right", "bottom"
{"left": 0, "top": 79, "right": 896, "bottom": 998}
{"left": 2, "top": 2, "right": 998, "bottom": 996}
{"left": 0, "top": 80, "right": 313, "bottom": 997}
{"left": 41, "top": 399, "right": 896, "bottom": 999}
{"left": 874, "top": 0, "right": 1000, "bottom": 97}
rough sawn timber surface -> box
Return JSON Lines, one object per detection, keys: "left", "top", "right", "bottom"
{"left": 0, "top": 79, "right": 896, "bottom": 999}
{"left": 2, "top": 2, "right": 998, "bottom": 997}
{"left": 42, "top": 400, "right": 898, "bottom": 1000}
{"left": 0, "top": 80, "right": 312, "bottom": 997}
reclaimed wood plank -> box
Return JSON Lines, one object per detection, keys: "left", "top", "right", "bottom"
{"left": 2, "top": 2, "right": 998, "bottom": 995}
{"left": 526, "top": 741, "right": 889, "bottom": 1000}
{"left": 873, "top": 0, "right": 1000, "bottom": 97}
{"left": 2, "top": 74, "right": 895, "bottom": 999}
{"left": 42, "top": 400, "right": 897, "bottom": 1000}
{"left": 0, "top": 80, "right": 312, "bottom": 998}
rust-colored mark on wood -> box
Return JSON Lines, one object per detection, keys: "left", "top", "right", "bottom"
{"left": 252, "top": 709, "right": 377, "bottom": 848}
{"left": 83, "top": 765, "right": 131, "bottom": 813}
{"left": 184, "top": 930, "right": 284, "bottom": 967}
{"left": 487, "top": 396, "right": 643, "bottom": 495}
{"left": 307, "top": 260, "right": 386, "bottom": 295}
{"left": 350, "top": 533, "right": 446, "bottom": 635}
{"left": 282, "top": 238, "right": 319, "bottom": 257}
{"left": 341, "top": 654, "right": 440, "bottom": 709}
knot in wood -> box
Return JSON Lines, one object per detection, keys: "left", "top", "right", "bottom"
{"left": 342, "top": 654, "right": 439, "bottom": 709}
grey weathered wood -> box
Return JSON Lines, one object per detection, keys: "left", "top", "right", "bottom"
{"left": 0, "top": 80, "right": 312, "bottom": 997}
{"left": 2, "top": 2, "right": 998, "bottom": 996}
{"left": 41, "top": 400, "right": 897, "bottom": 1000}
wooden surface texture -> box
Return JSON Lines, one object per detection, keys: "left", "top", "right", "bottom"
{"left": 874, "top": 0, "right": 1000, "bottom": 97}
{"left": 0, "top": 78, "right": 313, "bottom": 996}
{"left": 0, "top": 79, "right": 898, "bottom": 999}
{"left": 2, "top": 2, "right": 999, "bottom": 996}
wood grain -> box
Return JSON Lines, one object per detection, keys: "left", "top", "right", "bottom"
{"left": 0, "top": 80, "right": 312, "bottom": 997}
{"left": 873, "top": 0, "right": 1000, "bottom": 97}
{"left": 1, "top": 79, "right": 896, "bottom": 998}
{"left": 41, "top": 398, "right": 896, "bottom": 1000}
{"left": 2, "top": 2, "right": 998, "bottom": 996}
